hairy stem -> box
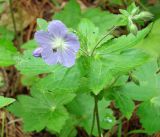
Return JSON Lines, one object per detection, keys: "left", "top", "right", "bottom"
{"left": 91, "top": 26, "right": 117, "bottom": 56}
{"left": 80, "top": 48, "right": 89, "bottom": 56}
{"left": 94, "top": 95, "right": 101, "bottom": 137}
{"left": 9, "top": 0, "right": 18, "bottom": 40}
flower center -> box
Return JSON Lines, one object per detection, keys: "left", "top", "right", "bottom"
{"left": 52, "top": 38, "right": 65, "bottom": 50}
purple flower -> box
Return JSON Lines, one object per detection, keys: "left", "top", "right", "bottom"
{"left": 33, "top": 20, "right": 80, "bottom": 67}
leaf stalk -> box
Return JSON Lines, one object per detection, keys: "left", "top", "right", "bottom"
{"left": 94, "top": 95, "right": 101, "bottom": 137}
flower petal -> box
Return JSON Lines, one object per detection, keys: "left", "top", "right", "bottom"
{"left": 33, "top": 47, "right": 43, "bottom": 57}
{"left": 41, "top": 47, "right": 58, "bottom": 65}
{"left": 48, "top": 20, "right": 67, "bottom": 37}
{"left": 58, "top": 49, "right": 76, "bottom": 67}
{"left": 34, "top": 31, "right": 52, "bottom": 48}
{"left": 64, "top": 33, "right": 80, "bottom": 52}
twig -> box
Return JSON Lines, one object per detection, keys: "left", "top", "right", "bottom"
{"left": 7, "top": 118, "right": 22, "bottom": 125}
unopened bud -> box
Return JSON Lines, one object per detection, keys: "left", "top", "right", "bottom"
{"left": 133, "top": 11, "right": 153, "bottom": 21}
{"left": 119, "top": 9, "right": 130, "bottom": 17}
{"left": 131, "top": 7, "right": 140, "bottom": 16}
{"left": 128, "top": 20, "right": 138, "bottom": 36}
{"left": 33, "top": 47, "right": 43, "bottom": 57}
{"left": 132, "top": 75, "right": 140, "bottom": 86}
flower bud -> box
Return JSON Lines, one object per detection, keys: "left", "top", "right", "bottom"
{"left": 133, "top": 11, "right": 153, "bottom": 21}
{"left": 119, "top": 9, "right": 130, "bottom": 17}
{"left": 128, "top": 20, "right": 138, "bottom": 36}
{"left": 131, "top": 7, "right": 140, "bottom": 16}
{"left": 33, "top": 47, "right": 43, "bottom": 57}
{"left": 132, "top": 75, "right": 140, "bottom": 86}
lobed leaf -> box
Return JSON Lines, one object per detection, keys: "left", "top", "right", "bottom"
{"left": 54, "top": 0, "right": 81, "bottom": 28}
{"left": 8, "top": 90, "right": 75, "bottom": 132}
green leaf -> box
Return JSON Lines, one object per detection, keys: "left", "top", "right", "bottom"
{"left": 0, "top": 40, "right": 18, "bottom": 66}
{"left": 21, "top": 38, "right": 57, "bottom": 81}
{"left": 119, "top": 9, "right": 130, "bottom": 17}
{"left": 83, "top": 8, "right": 123, "bottom": 33}
{"left": 54, "top": 0, "right": 81, "bottom": 28}
{"left": 89, "top": 49, "right": 149, "bottom": 95}
{"left": 37, "top": 18, "right": 48, "bottom": 31}
{"left": 127, "top": 2, "right": 138, "bottom": 14}
{"left": 32, "top": 59, "right": 82, "bottom": 92}
{"left": 67, "top": 93, "right": 116, "bottom": 136}
{"left": 88, "top": 25, "right": 151, "bottom": 94}
{"left": 114, "top": 60, "right": 160, "bottom": 133}
{"left": 53, "top": 0, "right": 123, "bottom": 31}
{"left": 21, "top": 75, "right": 39, "bottom": 87}
{"left": 53, "top": 1, "right": 124, "bottom": 31}
{"left": 0, "top": 26, "right": 14, "bottom": 41}
{"left": 0, "top": 96, "right": 15, "bottom": 108}
{"left": 78, "top": 19, "right": 99, "bottom": 54}
{"left": 78, "top": 19, "right": 113, "bottom": 55}
{"left": 110, "top": 89, "right": 135, "bottom": 119}
{"left": 88, "top": 56, "right": 114, "bottom": 95}
{"left": 8, "top": 90, "right": 75, "bottom": 132}
{"left": 109, "top": 49, "right": 149, "bottom": 75}
{"left": 22, "top": 40, "right": 37, "bottom": 50}
{"left": 59, "top": 117, "right": 77, "bottom": 137}
{"left": 122, "top": 60, "right": 160, "bottom": 101}
{"left": 19, "top": 40, "right": 52, "bottom": 75}
{"left": 98, "top": 24, "right": 152, "bottom": 54}
{"left": 15, "top": 50, "right": 57, "bottom": 75}
{"left": 137, "top": 97, "right": 160, "bottom": 134}
{"left": 137, "top": 19, "right": 160, "bottom": 57}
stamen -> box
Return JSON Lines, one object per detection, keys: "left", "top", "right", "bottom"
{"left": 53, "top": 38, "right": 65, "bottom": 49}
{"left": 52, "top": 48, "right": 57, "bottom": 52}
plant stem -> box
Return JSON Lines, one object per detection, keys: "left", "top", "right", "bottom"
{"left": 91, "top": 26, "right": 117, "bottom": 56}
{"left": 127, "top": 129, "right": 147, "bottom": 135}
{"left": 90, "top": 104, "right": 96, "bottom": 137}
{"left": 117, "top": 120, "right": 122, "bottom": 137}
{"left": 9, "top": 0, "right": 18, "bottom": 40}
{"left": 80, "top": 48, "right": 89, "bottom": 56}
{"left": 1, "top": 112, "right": 5, "bottom": 137}
{"left": 94, "top": 95, "right": 101, "bottom": 137}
